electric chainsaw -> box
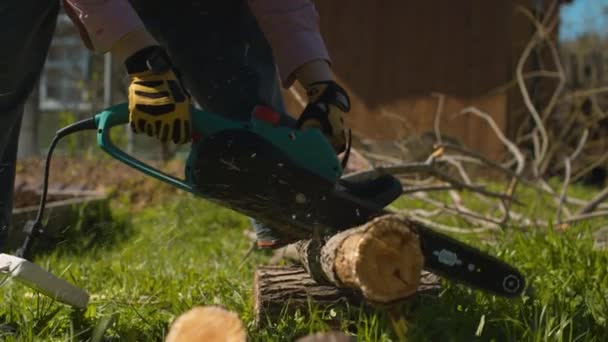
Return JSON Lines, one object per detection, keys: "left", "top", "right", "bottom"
{"left": 8, "top": 102, "right": 526, "bottom": 308}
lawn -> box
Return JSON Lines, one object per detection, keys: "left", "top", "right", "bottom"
{"left": 2, "top": 167, "right": 608, "bottom": 341}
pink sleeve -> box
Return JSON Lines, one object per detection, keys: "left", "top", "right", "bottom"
{"left": 247, "top": 0, "right": 331, "bottom": 88}
{"left": 63, "top": 0, "right": 145, "bottom": 53}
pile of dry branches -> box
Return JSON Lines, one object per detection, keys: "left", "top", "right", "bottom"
{"left": 346, "top": 1, "right": 608, "bottom": 235}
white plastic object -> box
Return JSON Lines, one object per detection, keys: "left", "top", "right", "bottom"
{"left": 0, "top": 253, "right": 89, "bottom": 309}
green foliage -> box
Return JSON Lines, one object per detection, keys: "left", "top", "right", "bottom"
{"left": 1, "top": 189, "right": 607, "bottom": 341}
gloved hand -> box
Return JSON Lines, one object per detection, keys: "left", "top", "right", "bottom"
{"left": 296, "top": 80, "right": 351, "bottom": 154}
{"left": 125, "top": 46, "right": 192, "bottom": 144}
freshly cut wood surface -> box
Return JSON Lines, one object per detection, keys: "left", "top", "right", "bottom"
{"left": 296, "top": 331, "right": 356, "bottom": 342}
{"left": 165, "top": 305, "right": 246, "bottom": 342}
{"left": 297, "top": 214, "right": 425, "bottom": 304}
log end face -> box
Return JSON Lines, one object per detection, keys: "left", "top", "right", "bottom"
{"left": 165, "top": 306, "right": 246, "bottom": 342}
{"left": 338, "top": 215, "right": 425, "bottom": 303}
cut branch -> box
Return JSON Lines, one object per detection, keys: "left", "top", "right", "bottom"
{"left": 561, "top": 210, "right": 608, "bottom": 224}
{"left": 456, "top": 107, "right": 525, "bottom": 175}
{"left": 576, "top": 186, "right": 608, "bottom": 215}
{"left": 165, "top": 306, "right": 246, "bottom": 342}
{"left": 437, "top": 142, "right": 520, "bottom": 179}
{"left": 252, "top": 265, "right": 441, "bottom": 327}
{"left": 408, "top": 192, "right": 503, "bottom": 229}
{"left": 374, "top": 163, "right": 522, "bottom": 204}
{"left": 555, "top": 157, "right": 571, "bottom": 223}
{"left": 432, "top": 92, "right": 446, "bottom": 144}
{"left": 295, "top": 214, "right": 425, "bottom": 305}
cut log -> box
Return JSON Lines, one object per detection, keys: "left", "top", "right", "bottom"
{"left": 296, "top": 331, "right": 356, "bottom": 342}
{"left": 253, "top": 266, "right": 441, "bottom": 327}
{"left": 295, "top": 214, "right": 425, "bottom": 305}
{"left": 165, "top": 305, "right": 246, "bottom": 342}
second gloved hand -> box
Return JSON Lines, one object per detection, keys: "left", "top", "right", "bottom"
{"left": 126, "top": 46, "right": 192, "bottom": 144}
{"left": 296, "top": 80, "right": 351, "bottom": 154}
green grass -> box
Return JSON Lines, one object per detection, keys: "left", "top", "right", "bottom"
{"left": 2, "top": 187, "right": 608, "bottom": 341}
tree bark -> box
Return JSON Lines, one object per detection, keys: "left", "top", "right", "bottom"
{"left": 253, "top": 265, "right": 361, "bottom": 327}
{"left": 254, "top": 214, "right": 437, "bottom": 327}
{"left": 253, "top": 265, "right": 441, "bottom": 327}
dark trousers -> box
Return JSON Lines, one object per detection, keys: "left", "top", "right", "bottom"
{"left": 0, "top": 1, "right": 60, "bottom": 251}
{"left": 129, "top": 0, "right": 291, "bottom": 122}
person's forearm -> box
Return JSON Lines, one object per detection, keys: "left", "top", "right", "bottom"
{"left": 293, "top": 59, "right": 333, "bottom": 88}
{"left": 247, "top": 0, "right": 332, "bottom": 88}
{"left": 109, "top": 28, "right": 159, "bottom": 64}
{"left": 62, "top": 0, "right": 156, "bottom": 62}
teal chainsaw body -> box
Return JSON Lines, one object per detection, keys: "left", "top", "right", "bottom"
{"left": 94, "top": 102, "right": 357, "bottom": 240}
{"left": 95, "top": 103, "right": 342, "bottom": 193}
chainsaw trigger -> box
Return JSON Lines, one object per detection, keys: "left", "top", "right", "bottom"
{"left": 252, "top": 105, "right": 281, "bottom": 126}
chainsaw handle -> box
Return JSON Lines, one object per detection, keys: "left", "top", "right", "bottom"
{"left": 94, "top": 102, "right": 195, "bottom": 194}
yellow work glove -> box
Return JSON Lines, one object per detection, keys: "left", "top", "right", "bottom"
{"left": 125, "top": 46, "right": 192, "bottom": 144}
{"left": 296, "top": 80, "right": 351, "bottom": 154}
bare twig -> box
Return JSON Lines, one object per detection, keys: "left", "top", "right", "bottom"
{"left": 405, "top": 213, "right": 496, "bottom": 234}
{"left": 514, "top": 5, "right": 560, "bottom": 174}
{"left": 518, "top": 0, "right": 566, "bottom": 122}
{"left": 553, "top": 126, "right": 590, "bottom": 222}
{"left": 531, "top": 131, "right": 541, "bottom": 175}
{"left": 539, "top": 22, "right": 566, "bottom": 122}
{"left": 409, "top": 192, "right": 503, "bottom": 229}
{"left": 576, "top": 186, "right": 608, "bottom": 215}
{"left": 432, "top": 92, "right": 445, "bottom": 144}
{"left": 561, "top": 211, "right": 608, "bottom": 224}
{"left": 456, "top": 107, "right": 525, "bottom": 174}
{"left": 437, "top": 142, "right": 520, "bottom": 179}
{"left": 455, "top": 106, "right": 525, "bottom": 221}
{"left": 439, "top": 155, "right": 485, "bottom": 166}
{"left": 405, "top": 208, "right": 443, "bottom": 218}
{"left": 555, "top": 157, "right": 571, "bottom": 223}
{"left": 549, "top": 127, "right": 589, "bottom": 175}
{"left": 506, "top": 209, "right": 549, "bottom": 229}
{"left": 401, "top": 184, "right": 456, "bottom": 195}
{"left": 376, "top": 163, "right": 522, "bottom": 204}
{"left": 380, "top": 109, "right": 418, "bottom": 134}
{"left": 440, "top": 156, "right": 472, "bottom": 184}
{"left": 570, "top": 129, "right": 589, "bottom": 162}
{"left": 572, "top": 151, "right": 608, "bottom": 183}
{"left": 358, "top": 151, "right": 404, "bottom": 165}
{"left": 536, "top": 179, "right": 572, "bottom": 218}
{"left": 489, "top": 70, "right": 566, "bottom": 95}
{"left": 559, "top": 87, "right": 608, "bottom": 103}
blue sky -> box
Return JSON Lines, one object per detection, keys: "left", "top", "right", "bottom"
{"left": 559, "top": 0, "right": 608, "bottom": 40}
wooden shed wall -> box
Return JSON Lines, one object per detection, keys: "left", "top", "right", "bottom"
{"left": 281, "top": 0, "right": 551, "bottom": 161}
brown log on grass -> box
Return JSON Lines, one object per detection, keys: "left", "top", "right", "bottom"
{"left": 254, "top": 214, "right": 437, "bottom": 326}
{"left": 253, "top": 265, "right": 441, "bottom": 328}
{"left": 253, "top": 265, "right": 362, "bottom": 327}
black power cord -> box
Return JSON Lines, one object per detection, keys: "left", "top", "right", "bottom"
{"left": 15, "top": 117, "right": 98, "bottom": 260}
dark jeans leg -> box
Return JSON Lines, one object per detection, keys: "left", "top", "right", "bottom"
{"left": 0, "top": 0, "right": 59, "bottom": 251}
{"left": 129, "top": 0, "right": 290, "bottom": 122}
{"left": 0, "top": 111, "right": 22, "bottom": 251}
